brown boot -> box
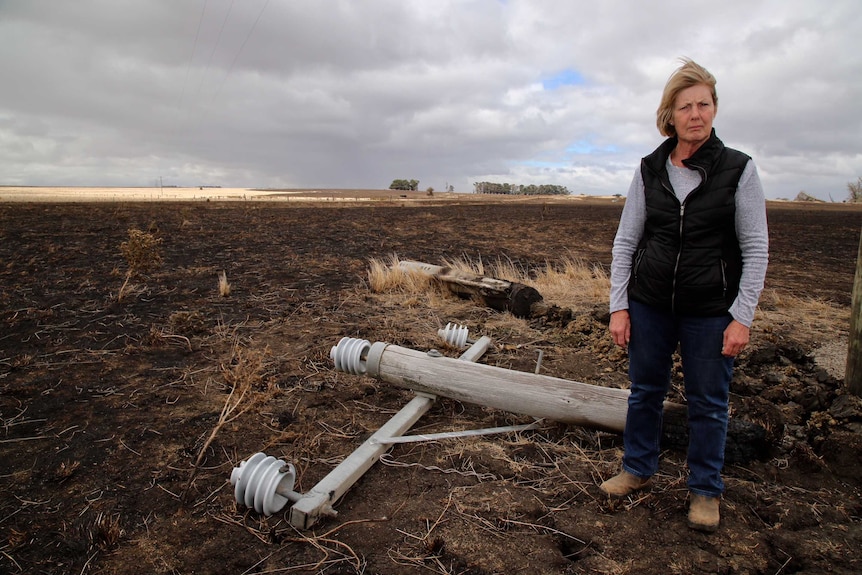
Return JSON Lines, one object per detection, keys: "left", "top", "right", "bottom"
{"left": 599, "top": 470, "right": 652, "bottom": 499}
{"left": 688, "top": 494, "right": 720, "bottom": 532}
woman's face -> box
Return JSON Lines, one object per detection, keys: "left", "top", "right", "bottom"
{"left": 672, "top": 83, "right": 716, "bottom": 147}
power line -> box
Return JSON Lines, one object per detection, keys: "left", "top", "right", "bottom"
{"left": 194, "top": 0, "right": 236, "bottom": 105}
{"left": 178, "top": 0, "right": 209, "bottom": 116}
{"left": 211, "top": 0, "right": 270, "bottom": 106}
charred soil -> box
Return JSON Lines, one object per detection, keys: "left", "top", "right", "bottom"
{"left": 1, "top": 198, "right": 862, "bottom": 574}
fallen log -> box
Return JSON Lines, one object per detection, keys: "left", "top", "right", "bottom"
{"left": 399, "top": 260, "right": 542, "bottom": 318}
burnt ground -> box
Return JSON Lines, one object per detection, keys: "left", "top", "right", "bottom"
{"left": 1, "top": 197, "right": 862, "bottom": 575}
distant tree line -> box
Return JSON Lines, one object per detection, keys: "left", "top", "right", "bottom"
{"left": 473, "top": 182, "right": 569, "bottom": 195}
{"left": 389, "top": 179, "right": 419, "bottom": 191}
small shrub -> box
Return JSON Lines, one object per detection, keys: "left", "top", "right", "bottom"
{"left": 118, "top": 228, "right": 162, "bottom": 301}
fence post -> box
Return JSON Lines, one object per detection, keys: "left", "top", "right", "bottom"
{"left": 846, "top": 226, "right": 862, "bottom": 396}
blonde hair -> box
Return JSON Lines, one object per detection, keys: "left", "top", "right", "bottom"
{"left": 656, "top": 58, "right": 717, "bottom": 137}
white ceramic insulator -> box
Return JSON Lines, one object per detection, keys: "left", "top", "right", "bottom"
{"left": 438, "top": 322, "right": 469, "bottom": 348}
{"left": 330, "top": 337, "right": 372, "bottom": 375}
{"left": 230, "top": 452, "right": 297, "bottom": 516}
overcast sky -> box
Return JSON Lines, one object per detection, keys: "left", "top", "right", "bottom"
{"left": 1, "top": 1, "right": 860, "bottom": 200}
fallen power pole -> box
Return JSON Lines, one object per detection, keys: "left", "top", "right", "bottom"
{"left": 333, "top": 337, "right": 768, "bottom": 464}
{"left": 230, "top": 329, "right": 768, "bottom": 528}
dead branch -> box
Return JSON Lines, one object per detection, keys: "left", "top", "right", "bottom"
{"left": 181, "top": 344, "right": 268, "bottom": 504}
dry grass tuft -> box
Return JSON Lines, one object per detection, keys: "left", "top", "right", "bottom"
{"left": 755, "top": 290, "right": 849, "bottom": 343}
{"left": 529, "top": 257, "right": 610, "bottom": 313}
{"left": 441, "top": 255, "right": 489, "bottom": 277}
{"left": 118, "top": 228, "right": 163, "bottom": 301}
{"left": 218, "top": 270, "right": 231, "bottom": 297}
{"left": 367, "top": 254, "right": 435, "bottom": 294}
{"left": 92, "top": 512, "right": 124, "bottom": 551}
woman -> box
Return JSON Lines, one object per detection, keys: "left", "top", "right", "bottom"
{"left": 599, "top": 59, "right": 769, "bottom": 533}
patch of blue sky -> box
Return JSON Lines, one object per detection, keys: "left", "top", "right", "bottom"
{"left": 566, "top": 140, "right": 619, "bottom": 155}
{"left": 516, "top": 139, "right": 620, "bottom": 170}
{"left": 518, "top": 159, "right": 568, "bottom": 168}
{"left": 541, "top": 69, "right": 586, "bottom": 90}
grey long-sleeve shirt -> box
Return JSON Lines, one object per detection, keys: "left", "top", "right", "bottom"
{"left": 610, "top": 157, "right": 769, "bottom": 327}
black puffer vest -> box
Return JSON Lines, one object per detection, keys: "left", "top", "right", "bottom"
{"left": 628, "top": 130, "right": 750, "bottom": 316}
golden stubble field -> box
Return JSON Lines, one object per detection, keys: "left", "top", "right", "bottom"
{"left": 0, "top": 186, "right": 609, "bottom": 203}
{"left": 1, "top": 193, "right": 862, "bottom": 574}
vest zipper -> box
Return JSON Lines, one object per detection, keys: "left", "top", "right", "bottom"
{"left": 668, "top": 163, "right": 707, "bottom": 314}
{"left": 671, "top": 203, "right": 685, "bottom": 312}
{"left": 657, "top": 175, "right": 685, "bottom": 313}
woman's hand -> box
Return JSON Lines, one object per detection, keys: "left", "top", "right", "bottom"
{"left": 722, "top": 320, "right": 750, "bottom": 357}
{"left": 609, "top": 310, "right": 631, "bottom": 348}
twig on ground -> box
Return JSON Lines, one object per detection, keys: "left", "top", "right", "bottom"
{"left": 182, "top": 343, "right": 273, "bottom": 505}
{"left": 0, "top": 435, "right": 50, "bottom": 444}
{"left": 212, "top": 513, "right": 378, "bottom": 573}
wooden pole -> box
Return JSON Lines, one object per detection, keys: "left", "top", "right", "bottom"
{"left": 352, "top": 339, "right": 768, "bottom": 463}
{"left": 846, "top": 226, "right": 862, "bottom": 396}
{"left": 366, "top": 341, "right": 637, "bottom": 432}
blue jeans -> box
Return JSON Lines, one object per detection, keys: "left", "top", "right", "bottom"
{"left": 622, "top": 300, "right": 734, "bottom": 497}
